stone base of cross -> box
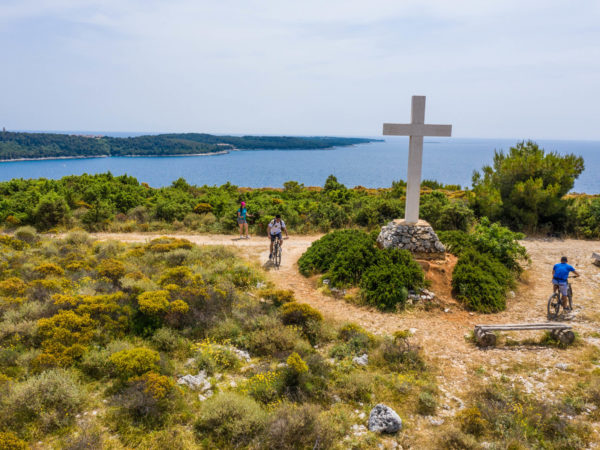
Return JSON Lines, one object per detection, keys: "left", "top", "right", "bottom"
{"left": 376, "top": 96, "right": 451, "bottom": 259}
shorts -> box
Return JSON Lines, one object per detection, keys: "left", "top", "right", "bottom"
{"left": 270, "top": 232, "right": 282, "bottom": 242}
{"left": 553, "top": 279, "right": 568, "bottom": 296}
{"left": 237, "top": 218, "right": 247, "bottom": 225}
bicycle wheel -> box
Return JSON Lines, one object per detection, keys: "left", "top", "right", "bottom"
{"left": 274, "top": 243, "right": 282, "bottom": 268}
{"left": 547, "top": 292, "right": 561, "bottom": 319}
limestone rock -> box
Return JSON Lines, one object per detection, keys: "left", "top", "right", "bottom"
{"left": 353, "top": 353, "right": 369, "bottom": 366}
{"left": 177, "top": 371, "right": 211, "bottom": 392}
{"left": 377, "top": 219, "right": 445, "bottom": 260}
{"left": 368, "top": 404, "right": 402, "bottom": 433}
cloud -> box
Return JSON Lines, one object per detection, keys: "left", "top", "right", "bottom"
{"left": 0, "top": 0, "right": 599, "bottom": 138}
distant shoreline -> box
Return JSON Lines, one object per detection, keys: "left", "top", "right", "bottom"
{"left": 0, "top": 150, "right": 233, "bottom": 163}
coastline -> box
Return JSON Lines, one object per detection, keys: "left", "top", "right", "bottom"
{"left": 0, "top": 151, "right": 231, "bottom": 163}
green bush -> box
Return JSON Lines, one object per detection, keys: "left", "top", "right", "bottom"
{"left": 259, "top": 288, "right": 295, "bottom": 306}
{"left": 452, "top": 249, "right": 512, "bottom": 313}
{"left": 359, "top": 249, "right": 425, "bottom": 311}
{"left": 280, "top": 302, "right": 323, "bottom": 325}
{"left": 0, "top": 432, "right": 28, "bottom": 450}
{"left": 298, "top": 230, "right": 377, "bottom": 286}
{"left": 195, "top": 393, "right": 267, "bottom": 446}
{"left": 14, "top": 226, "right": 38, "bottom": 244}
{"left": 437, "top": 201, "right": 474, "bottom": 231}
{"left": 2, "top": 368, "right": 84, "bottom": 433}
{"left": 418, "top": 391, "right": 437, "bottom": 415}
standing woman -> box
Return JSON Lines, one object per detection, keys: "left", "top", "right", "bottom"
{"left": 237, "top": 201, "right": 252, "bottom": 239}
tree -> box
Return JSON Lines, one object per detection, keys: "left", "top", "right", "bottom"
{"left": 470, "top": 141, "right": 584, "bottom": 232}
{"left": 33, "top": 192, "right": 69, "bottom": 230}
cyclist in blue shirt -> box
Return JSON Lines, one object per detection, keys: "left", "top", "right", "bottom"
{"left": 552, "top": 256, "right": 579, "bottom": 310}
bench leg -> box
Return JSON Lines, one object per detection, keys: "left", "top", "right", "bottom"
{"left": 475, "top": 328, "right": 496, "bottom": 347}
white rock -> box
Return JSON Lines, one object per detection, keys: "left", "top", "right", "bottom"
{"left": 428, "top": 417, "right": 444, "bottom": 426}
{"left": 409, "top": 328, "right": 417, "bottom": 334}
{"left": 555, "top": 363, "right": 569, "bottom": 370}
{"left": 358, "top": 412, "right": 366, "bottom": 420}
{"left": 230, "top": 380, "right": 237, "bottom": 388}
{"left": 444, "top": 308, "right": 450, "bottom": 313}
{"left": 177, "top": 371, "right": 211, "bottom": 392}
{"left": 353, "top": 353, "right": 369, "bottom": 366}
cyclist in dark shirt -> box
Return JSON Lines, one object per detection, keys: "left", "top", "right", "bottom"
{"left": 552, "top": 256, "right": 579, "bottom": 310}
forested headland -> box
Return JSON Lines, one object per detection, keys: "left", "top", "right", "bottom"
{"left": 0, "top": 131, "right": 376, "bottom": 160}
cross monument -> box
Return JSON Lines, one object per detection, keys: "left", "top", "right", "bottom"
{"left": 383, "top": 96, "right": 452, "bottom": 224}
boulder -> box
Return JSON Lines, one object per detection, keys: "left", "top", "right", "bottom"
{"left": 352, "top": 353, "right": 369, "bottom": 366}
{"left": 593, "top": 252, "right": 600, "bottom": 267}
{"left": 177, "top": 371, "right": 211, "bottom": 392}
{"left": 368, "top": 404, "right": 402, "bottom": 433}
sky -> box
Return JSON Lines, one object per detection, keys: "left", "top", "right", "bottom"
{"left": 1, "top": 0, "right": 599, "bottom": 139}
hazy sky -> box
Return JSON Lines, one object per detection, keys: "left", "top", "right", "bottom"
{"left": 1, "top": 0, "right": 599, "bottom": 139}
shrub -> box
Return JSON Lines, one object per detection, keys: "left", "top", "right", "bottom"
{"left": 3, "top": 368, "right": 84, "bottom": 432}
{"left": 0, "top": 277, "right": 28, "bottom": 297}
{"left": 452, "top": 249, "right": 512, "bottom": 313}
{"left": 34, "top": 262, "right": 65, "bottom": 277}
{"left": 259, "top": 288, "right": 295, "bottom": 306}
{"left": 0, "top": 432, "right": 28, "bottom": 450}
{"left": 14, "top": 226, "right": 38, "bottom": 244}
{"left": 298, "top": 230, "right": 377, "bottom": 286}
{"left": 96, "top": 258, "right": 126, "bottom": 282}
{"left": 240, "top": 370, "right": 283, "bottom": 404}
{"left": 370, "top": 336, "right": 425, "bottom": 372}
{"left": 193, "top": 202, "right": 213, "bottom": 214}
{"left": 193, "top": 339, "right": 240, "bottom": 374}
{"left": 109, "top": 347, "right": 160, "bottom": 379}
{"left": 264, "top": 403, "right": 333, "bottom": 450}
{"left": 437, "top": 201, "right": 474, "bottom": 231}
{"left": 195, "top": 393, "right": 267, "bottom": 446}
{"left": 116, "top": 372, "right": 178, "bottom": 423}
{"left": 138, "top": 290, "right": 170, "bottom": 316}
{"left": 35, "top": 310, "right": 95, "bottom": 369}
{"left": 33, "top": 192, "right": 70, "bottom": 230}
{"left": 152, "top": 327, "right": 186, "bottom": 352}
{"left": 417, "top": 391, "right": 437, "bottom": 415}
{"left": 333, "top": 371, "right": 373, "bottom": 403}
{"left": 280, "top": 303, "right": 323, "bottom": 327}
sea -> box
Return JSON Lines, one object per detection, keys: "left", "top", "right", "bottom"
{"left": 1, "top": 134, "right": 599, "bottom": 193}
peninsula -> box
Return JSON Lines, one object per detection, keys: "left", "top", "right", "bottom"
{"left": 0, "top": 131, "right": 377, "bottom": 161}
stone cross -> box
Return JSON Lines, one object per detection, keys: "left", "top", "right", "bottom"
{"left": 383, "top": 96, "right": 452, "bottom": 225}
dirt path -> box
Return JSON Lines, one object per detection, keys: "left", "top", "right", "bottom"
{"left": 92, "top": 232, "right": 600, "bottom": 423}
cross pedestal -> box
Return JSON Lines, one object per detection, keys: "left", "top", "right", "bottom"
{"left": 377, "top": 96, "right": 452, "bottom": 259}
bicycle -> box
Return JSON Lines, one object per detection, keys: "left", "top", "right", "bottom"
{"left": 270, "top": 237, "right": 287, "bottom": 269}
{"left": 547, "top": 282, "right": 573, "bottom": 320}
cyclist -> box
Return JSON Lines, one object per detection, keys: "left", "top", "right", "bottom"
{"left": 552, "top": 256, "right": 580, "bottom": 311}
{"left": 268, "top": 214, "right": 289, "bottom": 260}
{"left": 237, "top": 201, "right": 252, "bottom": 239}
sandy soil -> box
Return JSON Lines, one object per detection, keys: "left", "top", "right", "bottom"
{"left": 91, "top": 232, "right": 600, "bottom": 442}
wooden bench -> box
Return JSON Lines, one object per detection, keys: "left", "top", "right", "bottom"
{"left": 474, "top": 323, "right": 574, "bottom": 347}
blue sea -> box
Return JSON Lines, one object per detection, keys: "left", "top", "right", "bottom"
{"left": 1, "top": 135, "right": 599, "bottom": 193}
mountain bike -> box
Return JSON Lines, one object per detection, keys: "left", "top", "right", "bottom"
{"left": 547, "top": 282, "right": 573, "bottom": 320}
{"left": 271, "top": 237, "right": 287, "bottom": 269}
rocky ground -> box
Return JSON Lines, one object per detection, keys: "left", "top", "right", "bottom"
{"left": 91, "top": 232, "right": 600, "bottom": 447}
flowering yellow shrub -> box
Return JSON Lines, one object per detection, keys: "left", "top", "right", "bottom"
{"left": 109, "top": 347, "right": 160, "bottom": 378}
{"left": 35, "top": 310, "right": 95, "bottom": 368}
{"left": 0, "top": 277, "right": 27, "bottom": 296}
{"left": 280, "top": 302, "right": 323, "bottom": 326}
{"left": 145, "top": 237, "right": 193, "bottom": 253}
{"left": 286, "top": 352, "right": 308, "bottom": 374}
{"left": 159, "top": 266, "right": 193, "bottom": 287}
{"left": 240, "top": 370, "right": 282, "bottom": 404}
{"left": 97, "top": 258, "right": 126, "bottom": 282}
{"left": 0, "top": 431, "right": 28, "bottom": 450}
{"left": 193, "top": 202, "right": 213, "bottom": 214}
{"left": 34, "top": 262, "right": 65, "bottom": 277}
{"left": 138, "top": 372, "right": 176, "bottom": 400}
{"left": 169, "top": 299, "right": 189, "bottom": 314}
{"left": 193, "top": 339, "right": 239, "bottom": 372}
{"left": 138, "top": 290, "right": 170, "bottom": 316}
{"left": 0, "top": 235, "right": 28, "bottom": 250}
